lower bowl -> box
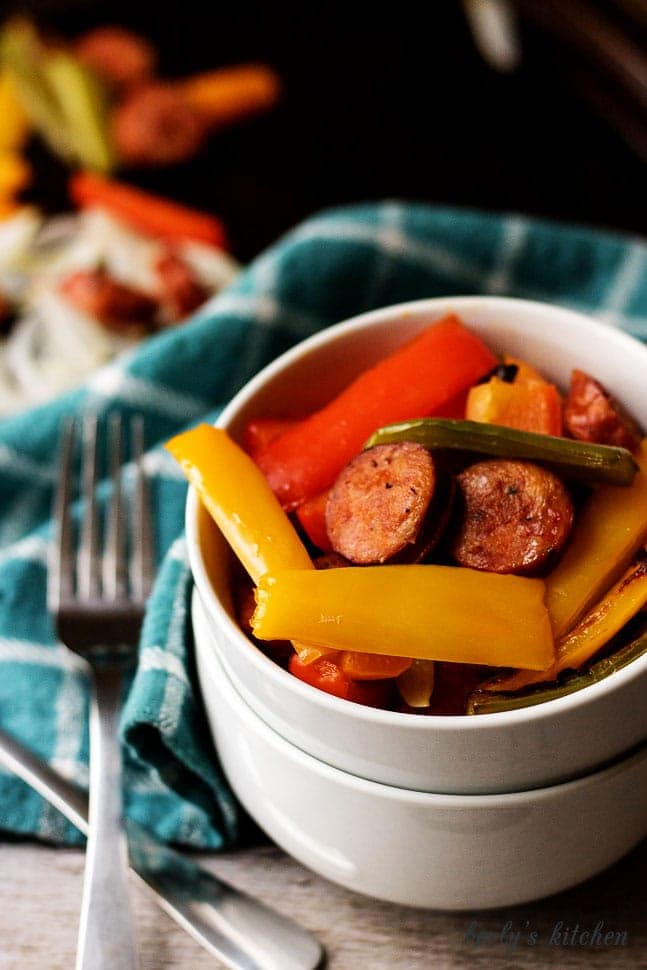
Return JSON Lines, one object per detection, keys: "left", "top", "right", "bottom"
{"left": 193, "top": 592, "right": 647, "bottom": 910}
{"left": 187, "top": 296, "right": 647, "bottom": 795}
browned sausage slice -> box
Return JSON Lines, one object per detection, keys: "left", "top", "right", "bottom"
{"left": 60, "top": 268, "right": 158, "bottom": 333}
{"left": 564, "top": 369, "right": 642, "bottom": 451}
{"left": 75, "top": 26, "right": 156, "bottom": 93}
{"left": 112, "top": 83, "right": 206, "bottom": 167}
{"left": 155, "top": 249, "right": 209, "bottom": 322}
{"left": 325, "top": 442, "right": 436, "bottom": 564}
{"left": 451, "top": 459, "right": 573, "bottom": 575}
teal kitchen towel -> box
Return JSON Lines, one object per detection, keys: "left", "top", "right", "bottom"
{"left": 0, "top": 203, "right": 645, "bottom": 847}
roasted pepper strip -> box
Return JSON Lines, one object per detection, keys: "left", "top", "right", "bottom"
{"left": 468, "top": 625, "right": 647, "bottom": 714}
{"left": 366, "top": 418, "right": 638, "bottom": 486}
{"left": 546, "top": 438, "right": 647, "bottom": 638}
{"left": 494, "top": 436, "right": 647, "bottom": 693}
{"left": 252, "top": 565, "right": 554, "bottom": 670}
{"left": 554, "top": 557, "right": 647, "bottom": 672}
{"left": 166, "top": 424, "right": 312, "bottom": 583}
{"left": 483, "top": 555, "right": 647, "bottom": 693}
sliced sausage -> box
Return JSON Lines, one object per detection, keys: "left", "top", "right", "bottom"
{"left": 112, "top": 83, "right": 206, "bottom": 167}
{"left": 60, "top": 268, "right": 158, "bottom": 333}
{"left": 314, "top": 551, "right": 351, "bottom": 569}
{"left": 325, "top": 442, "right": 436, "bottom": 564}
{"left": 390, "top": 469, "right": 455, "bottom": 564}
{"left": 75, "top": 26, "right": 156, "bottom": 93}
{"left": 451, "top": 459, "right": 573, "bottom": 575}
{"left": 564, "top": 369, "right": 642, "bottom": 451}
{"left": 155, "top": 249, "right": 209, "bottom": 322}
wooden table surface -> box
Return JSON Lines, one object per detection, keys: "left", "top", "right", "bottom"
{"left": 0, "top": 837, "right": 644, "bottom": 969}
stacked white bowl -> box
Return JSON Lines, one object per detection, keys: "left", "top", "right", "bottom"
{"left": 187, "top": 297, "right": 647, "bottom": 909}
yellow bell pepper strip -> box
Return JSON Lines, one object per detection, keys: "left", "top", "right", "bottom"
{"left": 166, "top": 424, "right": 335, "bottom": 665}
{"left": 468, "top": 624, "right": 647, "bottom": 714}
{"left": 396, "top": 659, "right": 435, "bottom": 708}
{"left": 366, "top": 418, "right": 638, "bottom": 486}
{"left": 252, "top": 565, "right": 554, "bottom": 670}
{"left": 546, "top": 439, "right": 647, "bottom": 639}
{"left": 41, "top": 51, "right": 114, "bottom": 173}
{"left": 0, "top": 19, "right": 76, "bottom": 162}
{"left": 0, "top": 68, "right": 30, "bottom": 149}
{"left": 165, "top": 424, "right": 312, "bottom": 583}
{"left": 552, "top": 556, "right": 647, "bottom": 673}
{"left": 0, "top": 150, "right": 31, "bottom": 197}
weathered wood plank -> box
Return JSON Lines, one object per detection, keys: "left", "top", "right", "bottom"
{"left": 0, "top": 839, "right": 644, "bottom": 969}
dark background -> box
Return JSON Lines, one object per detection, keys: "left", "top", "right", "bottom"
{"left": 5, "top": 0, "right": 647, "bottom": 261}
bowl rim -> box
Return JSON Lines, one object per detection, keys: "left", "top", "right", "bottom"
{"left": 187, "top": 294, "right": 647, "bottom": 731}
{"left": 199, "top": 619, "right": 647, "bottom": 805}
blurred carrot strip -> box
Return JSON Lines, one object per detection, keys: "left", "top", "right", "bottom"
{"left": 69, "top": 171, "right": 228, "bottom": 248}
{"left": 181, "top": 63, "right": 281, "bottom": 128}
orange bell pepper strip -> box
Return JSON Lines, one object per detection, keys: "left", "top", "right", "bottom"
{"left": 503, "top": 355, "right": 550, "bottom": 387}
{"left": 181, "top": 63, "right": 281, "bottom": 129}
{"left": 70, "top": 171, "right": 228, "bottom": 248}
{"left": 253, "top": 565, "right": 554, "bottom": 670}
{"left": 255, "top": 315, "right": 497, "bottom": 509}
{"left": 466, "top": 353, "right": 563, "bottom": 436}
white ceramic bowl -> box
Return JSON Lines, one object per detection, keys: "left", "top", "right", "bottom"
{"left": 194, "top": 591, "right": 647, "bottom": 910}
{"left": 187, "top": 296, "right": 647, "bottom": 794}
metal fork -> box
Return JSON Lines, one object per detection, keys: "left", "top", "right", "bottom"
{"left": 49, "top": 413, "right": 153, "bottom": 970}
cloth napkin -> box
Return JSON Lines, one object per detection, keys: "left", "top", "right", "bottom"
{"left": 0, "top": 203, "right": 645, "bottom": 848}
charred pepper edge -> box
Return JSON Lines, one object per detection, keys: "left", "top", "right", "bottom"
{"left": 364, "top": 418, "right": 639, "bottom": 486}
{"left": 466, "top": 626, "right": 647, "bottom": 715}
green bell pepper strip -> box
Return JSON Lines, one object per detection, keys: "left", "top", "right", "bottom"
{"left": 365, "top": 418, "right": 638, "bottom": 486}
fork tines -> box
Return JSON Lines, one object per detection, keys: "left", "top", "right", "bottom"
{"left": 49, "top": 413, "right": 154, "bottom": 647}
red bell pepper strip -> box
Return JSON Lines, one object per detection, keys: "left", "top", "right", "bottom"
{"left": 295, "top": 488, "right": 332, "bottom": 551}
{"left": 69, "top": 171, "right": 228, "bottom": 248}
{"left": 255, "top": 315, "right": 497, "bottom": 509}
{"left": 288, "top": 654, "right": 393, "bottom": 707}
{"left": 243, "top": 417, "right": 298, "bottom": 460}
{"left": 338, "top": 651, "right": 412, "bottom": 681}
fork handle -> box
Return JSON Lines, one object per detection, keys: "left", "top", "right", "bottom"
{"left": 77, "top": 667, "right": 139, "bottom": 970}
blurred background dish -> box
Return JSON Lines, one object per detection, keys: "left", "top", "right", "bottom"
{"left": 1, "top": 0, "right": 645, "bottom": 262}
